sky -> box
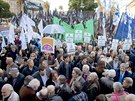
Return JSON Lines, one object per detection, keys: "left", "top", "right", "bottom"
{"left": 43, "top": 0, "right": 69, "bottom": 11}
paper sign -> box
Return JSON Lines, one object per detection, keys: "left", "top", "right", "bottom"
{"left": 75, "top": 30, "right": 83, "bottom": 42}
{"left": 67, "top": 43, "right": 75, "bottom": 54}
{"left": 55, "top": 39, "right": 62, "bottom": 48}
{"left": 98, "top": 36, "right": 105, "bottom": 46}
{"left": 41, "top": 37, "right": 55, "bottom": 53}
{"left": 111, "top": 39, "right": 119, "bottom": 51}
{"left": 1, "top": 30, "right": 9, "bottom": 36}
{"left": 65, "top": 33, "right": 73, "bottom": 43}
{"left": 84, "top": 32, "right": 91, "bottom": 43}
{"left": 123, "top": 39, "right": 132, "bottom": 50}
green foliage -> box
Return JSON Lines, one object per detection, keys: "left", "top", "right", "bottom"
{"left": 0, "top": 0, "right": 15, "bottom": 18}
{"left": 69, "top": 0, "right": 97, "bottom": 11}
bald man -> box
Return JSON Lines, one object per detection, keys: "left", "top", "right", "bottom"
{"left": 125, "top": 94, "right": 135, "bottom": 101}
{"left": 1, "top": 84, "right": 20, "bottom": 101}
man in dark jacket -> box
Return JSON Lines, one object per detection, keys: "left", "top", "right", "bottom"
{"left": 8, "top": 67, "right": 24, "bottom": 94}
{"left": 82, "top": 72, "right": 100, "bottom": 101}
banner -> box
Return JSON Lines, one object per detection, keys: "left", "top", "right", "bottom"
{"left": 98, "top": 36, "right": 105, "bottom": 46}
{"left": 41, "top": 37, "right": 55, "bottom": 53}
{"left": 67, "top": 43, "right": 75, "bottom": 54}
{"left": 111, "top": 39, "right": 119, "bottom": 51}
{"left": 123, "top": 39, "right": 132, "bottom": 50}
{"left": 84, "top": 32, "right": 91, "bottom": 43}
{"left": 65, "top": 33, "right": 74, "bottom": 43}
{"left": 75, "top": 30, "right": 83, "bottom": 43}
{"left": 55, "top": 39, "right": 62, "bottom": 48}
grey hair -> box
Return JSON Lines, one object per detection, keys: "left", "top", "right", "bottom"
{"left": 125, "top": 94, "right": 135, "bottom": 101}
{"left": 113, "top": 82, "right": 124, "bottom": 92}
{"left": 27, "top": 79, "right": 40, "bottom": 91}
{"left": 73, "top": 67, "right": 82, "bottom": 76}
{"left": 2, "top": 84, "right": 14, "bottom": 91}
{"left": 27, "top": 59, "right": 33, "bottom": 64}
{"left": 124, "top": 77, "right": 133, "bottom": 86}
{"left": 120, "top": 63, "right": 126, "bottom": 68}
{"left": 82, "top": 65, "right": 90, "bottom": 71}
{"left": 108, "top": 69, "right": 116, "bottom": 78}
{"left": 90, "top": 72, "right": 98, "bottom": 80}
{"left": 47, "top": 85, "right": 55, "bottom": 96}
{"left": 58, "top": 75, "right": 66, "bottom": 84}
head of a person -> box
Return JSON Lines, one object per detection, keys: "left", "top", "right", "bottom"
{"left": 11, "top": 45, "right": 16, "bottom": 52}
{"left": 57, "top": 54, "right": 63, "bottom": 62}
{"left": 73, "top": 81, "right": 82, "bottom": 93}
{"left": 22, "top": 57, "right": 28, "bottom": 65}
{"left": 39, "top": 66, "right": 46, "bottom": 76}
{"left": 123, "top": 77, "right": 133, "bottom": 88}
{"left": 87, "top": 72, "right": 98, "bottom": 82}
{"left": 0, "top": 68, "right": 4, "bottom": 77}
{"left": 77, "top": 45, "right": 82, "bottom": 51}
{"left": 97, "top": 60, "right": 105, "bottom": 73}
{"left": 81, "top": 55, "right": 88, "bottom": 64}
{"left": 57, "top": 75, "right": 66, "bottom": 85}
{"left": 49, "top": 70, "right": 58, "bottom": 81}
{"left": 72, "top": 67, "right": 82, "bottom": 79}
{"left": 107, "top": 69, "right": 116, "bottom": 78}
{"left": 82, "top": 64, "right": 89, "bottom": 74}
{"left": 47, "top": 85, "right": 55, "bottom": 96}
{"left": 27, "top": 59, "right": 34, "bottom": 68}
{"left": 96, "top": 94, "right": 107, "bottom": 101}
{"left": 113, "top": 55, "right": 119, "bottom": 62}
{"left": 113, "top": 82, "right": 124, "bottom": 92}
{"left": 41, "top": 60, "right": 48, "bottom": 68}
{"left": 30, "top": 53, "right": 36, "bottom": 60}
{"left": 63, "top": 54, "right": 69, "bottom": 63}
{"left": 37, "top": 87, "right": 48, "bottom": 100}
{"left": 6, "top": 57, "right": 13, "bottom": 65}
{"left": 125, "top": 94, "right": 135, "bottom": 101}
{"left": 120, "top": 63, "right": 126, "bottom": 73}
{"left": 2, "top": 47, "right": 8, "bottom": 53}
{"left": 24, "top": 75, "right": 34, "bottom": 86}
{"left": 1, "top": 84, "right": 14, "bottom": 98}
{"left": 88, "top": 45, "right": 93, "bottom": 52}
{"left": 27, "top": 79, "right": 40, "bottom": 91}
{"left": 9, "top": 68, "right": 19, "bottom": 78}
{"left": 124, "top": 55, "right": 129, "bottom": 62}
{"left": 90, "top": 51, "right": 96, "bottom": 58}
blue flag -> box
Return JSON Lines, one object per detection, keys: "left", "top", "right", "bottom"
{"left": 115, "top": 13, "right": 129, "bottom": 41}
{"left": 131, "top": 18, "right": 135, "bottom": 39}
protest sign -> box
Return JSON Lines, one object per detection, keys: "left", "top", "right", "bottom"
{"left": 98, "top": 36, "right": 105, "bottom": 46}
{"left": 65, "top": 33, "right": 74, "bottom": 43}
{"left": 84, "top": 32, "right": 91, "bottom": 43}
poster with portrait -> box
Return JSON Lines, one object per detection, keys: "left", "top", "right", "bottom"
{"left": 84, "top": 32, "right": 91, "bottom": 43}
{"left": 75, "top": 30, "right": 83, "bottom": 43}
{"left": 65, "top": 33, "right": 74, "bottom": 43}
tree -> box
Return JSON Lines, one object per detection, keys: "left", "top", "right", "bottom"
{"left": 68, "top": 0, "right": 97, "bottom": 11}
{"left": 0, "top": 0, "right": 15, "bottom": 18}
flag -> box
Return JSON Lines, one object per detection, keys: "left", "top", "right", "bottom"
{"left": 2, "top": 36, "right": 6, "bottom": 49}
{"left": 115, "top": 13, "right": 129, "bottom": 41}
{"left": 20, "top": 29, "right": 27, "bottom": 50}
{"left": 131, "top": 18, "right": 135, "bottom": 39}
{"left": 8, "top": 24, "right": 15, "bottom": 44}
{"left": 113, "top": 5, "right": 120, "bottom": 26}
{"left": 38, "top": 19, "right": 43, "bottom": 37}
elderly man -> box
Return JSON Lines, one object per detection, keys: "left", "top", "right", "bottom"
{"left": 6, "top": 57, "right": 18, "bottom": 73}
{"left": 57, "top": 75, "right": 72, "bottom": 101}
{"left": 8, "top": 68, "right": 24, "bottom": 94}
{"left": 82, "top": 65, "right": 91, "bottom": 80}
{"left": 125, "top": 94, "right": 135, "bottom": 101}
{"left": 82, "top": 72, "right": 100, "bottom": 101}
{"left": 123, "top": 77, "right": 133, "bottom": 93}
{"left": 19, "top": 79, "right": 40, "bottom": 101}
{"left": 70, "top": 67, "right": 85, "bottom": 90}
{"left": 22, "top": 59, "right": 38, "bottom": 76}
{"left": 47, "top": 85, "right": 63, "bottom": 101}
{"left": 114, "top": 63, "right": 132, "bottom": 83}
{"left": 1, "top": 84, "right": 20, "bottom": 101}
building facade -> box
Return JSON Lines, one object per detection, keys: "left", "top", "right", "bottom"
{"left": 127, "top": 0, "right": 135, "bottom": 18}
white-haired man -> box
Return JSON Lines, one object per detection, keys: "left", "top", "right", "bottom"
{"left": 1, "top": 84, "right": 20, "bottom": 101}
{"left": 19, "top": 79, "right": 40, "bottom": 101}
{"left": 82, "top": 72, "right": 100, "bottom": 101}
{"left": 47, "top": 85, "right": 63, "bottom": 101}
{"left": 82, "top": 65, "right": 91, "bottom": 80}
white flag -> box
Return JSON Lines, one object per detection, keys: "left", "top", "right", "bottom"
{"left": 20, "top": 29, "right": 27, "bottom": 50}
{"left": 38, "top": 19, "right": 43, "bottom": 37}
{"left": 8, "top": 24, "right": 15, "bottom": 44}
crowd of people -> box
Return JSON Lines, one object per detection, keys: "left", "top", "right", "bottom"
{"left": 0, "top": 36, "right": 135, "bottom": 101}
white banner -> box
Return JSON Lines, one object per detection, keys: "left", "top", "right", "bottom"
{"left": 84, "top": 32, "right": 91, "bottom": 43}
{"left": 65, "top": 33, "right": 74, "bottom": 43}
{"left": 75, "top": 30, "right": 83, "bottom": 42}
{"left": 123, "top": 39, "right": 132, "bottom": 50}
{"left": 67, "top": 43, "right": 75, "bottom": 54}
{"left": 98, "top": 36, "right": 105, "bottom": 46}
{"left": 111, "top": 39, "right": 119, "bottom": 51}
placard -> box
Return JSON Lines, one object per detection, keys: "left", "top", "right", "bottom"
{"left": 75, "top": 30, "right": 83, "bottom": 42}
{"left": 111, "top": 39, "right": 119, "bottom": 51}
{"left": 98, "top": 36, "right": 105, "bottom": 46}
{"left": 67, "top": 43, "right": 75, "bottom": 54}
{"left": 65, "top": 33, "right": 73, "bottom": 43}
{"left": 55, "top": 39, "right": 62, "bottom": 48}
{"left": 41, "top": 37, "right": 55, "bottom": 53}
{"left": 123, "top": 39, "right": 132, "bottom": 50}
{"left": 84, "top": 32, "right": 91, "bottom": 43}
